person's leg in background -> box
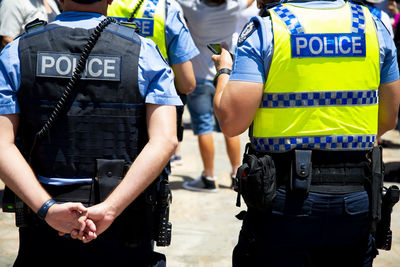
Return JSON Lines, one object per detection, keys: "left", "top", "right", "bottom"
{"left": 198, "top": 132, "right": 215, "bottom": 178}
{"left": 183, "top": 80, "right": 219, "bottom": 192}
{"left": 224, "top": 135, "right": 241, "bottom": 187}
{"left": 213, "top": 92, "right": 241, "bottom": 187}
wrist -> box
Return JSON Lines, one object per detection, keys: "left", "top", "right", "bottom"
{"left": 102, "top": 201, "right": 119, "bottom": 220}
{"left": 213, "top": 68, "right": 231, "bottom": 87}
{"left": 37, "top": 199, "right": 57, "bottom": 221}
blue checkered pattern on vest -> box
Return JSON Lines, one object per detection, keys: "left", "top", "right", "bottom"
{"left": 349, "top": 2, "right": 366, "bottom": 33}
{"left": 271, "top": 5, "right": 305, "bottom": 34}
{"left": 271, "top": 2, "right": 366, "bottom": 34}
{"left": 261, "top": 89, "right": 378, "bottom": 108}
{"left": 252, "top": 135, "right": 376, "bottom": 152}
{"left": 143, "top": 0, "right": 159, "bottom": 18}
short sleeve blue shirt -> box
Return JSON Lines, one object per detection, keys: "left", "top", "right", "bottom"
{"left": 230, "top": 0, "right": 399, "bottom": 85}
{"left": 165, "top": 1, "right": 199, "bottom": 65}
{"left": 0, "top": 11, "right": 182, "bottom": 116}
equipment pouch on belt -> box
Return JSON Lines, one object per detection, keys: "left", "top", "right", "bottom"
{"left": 234, "top": 143, "right": 277, "bottom": 211}
{"left": 289, "top": 150, "right": 312, "bottom": 195}
{"left": 95, "top": 159, "right": 125, "bottom": 203}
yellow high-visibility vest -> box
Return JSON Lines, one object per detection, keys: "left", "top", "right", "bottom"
{"left": 251, "top": 2, "right": 380, "bottom": 152}
{"left": 108, "top": 0, "right": 168, "bottom": 59}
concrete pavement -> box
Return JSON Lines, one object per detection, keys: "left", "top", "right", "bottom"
{"left": 0, "top": 109, "right": 399, "bottom": 266}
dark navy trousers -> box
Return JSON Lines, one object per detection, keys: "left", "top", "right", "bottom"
{"left": 233, "top": 188, "right": 377, "bottom": 267}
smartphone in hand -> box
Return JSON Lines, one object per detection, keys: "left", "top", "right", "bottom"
{"left": 207, "top": 43, "right": 222, "bottom": 55}
{"left": 207, "top": 43, "right": 233, "bottom": 59}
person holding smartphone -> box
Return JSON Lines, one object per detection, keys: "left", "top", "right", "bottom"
{"left": 178, "top": 0, "right": 254, "bottom": 192}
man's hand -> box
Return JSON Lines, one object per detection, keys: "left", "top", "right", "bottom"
{"left": 70, "top": 202, "right": 117, "bottom": 243}
{"left": 211, "top": 42, "right": 233, "bottom": 72}
{"left": 47, "top": 202, "right": 96, "bottom": 242}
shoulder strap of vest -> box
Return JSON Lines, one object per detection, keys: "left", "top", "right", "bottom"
{"left": 117, "top": 21, "right": 141, "bottom": 34}
{"left": 24, "top": 18, "right": 47, "bottom": 33}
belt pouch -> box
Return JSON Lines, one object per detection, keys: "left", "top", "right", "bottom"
{"left": 238, "top": 152, "right": 277, "bottom": 211}
{"left": 290, "top": 150, "right": 312, "bottom": 194}
{"left": 95, "top": 159, "right": 125, "bottom": 203}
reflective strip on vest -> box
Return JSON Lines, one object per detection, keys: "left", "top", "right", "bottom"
{"left": 252, "top": 135, "right": 376, "bottom": 152}
{"left": 261, "top": 89, "right": 378, "bottom": 108}
{"left": 108, "top": 0, "right": 168, "bottom": 59}
{"left": 251, "top": 3, "right": 380, "bottom": 152}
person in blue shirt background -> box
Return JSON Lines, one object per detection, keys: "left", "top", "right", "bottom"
{"left": 0, "top": 0, "right": 180, "bottom": 265}
{"left": 212, "top": 0, "right": 400, "bottom": 266}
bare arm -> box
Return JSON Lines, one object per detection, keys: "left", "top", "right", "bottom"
{"left": 0, "top": 114, "right": 51, "bottom": 212}
{"left": 86, "top": 104, "right": 178, "bottom": 236}
{"left": 0, "top": 36, "right": 13, "bottom": 50}
{"left": 0, "top": 114, "right": 89, "bottom": 234}
{"left": 247, "top": 0, "right": 255, "bottom": 8}
{"left": 212, "top": 45, "right": 264, "bottom": 137}
{"left": 171, "top": 60, "right": 196, "bottom": 95}
{"left": 378, "top": 79, "right": 400, "bottom": 137}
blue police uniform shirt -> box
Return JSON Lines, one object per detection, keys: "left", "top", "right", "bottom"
{"left": 0, "top": 11, "right": 182, "bottom": 185}
{"left": 110, "top": 1, "right": 200, "bottom": 65}
{"left": 231, "top": 0, "right": 399, "bottom": 85}
{"left": 165, "top": 1, "right": 199, "bottom": 65}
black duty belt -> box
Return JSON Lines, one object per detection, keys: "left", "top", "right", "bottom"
{"left": 250, "top": 148, "right": 369, "bottom": 194}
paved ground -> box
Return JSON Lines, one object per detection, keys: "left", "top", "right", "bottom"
{"left": 0, "top": 109, "right": 400, "bottom": 266}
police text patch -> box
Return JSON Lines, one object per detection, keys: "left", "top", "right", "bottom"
{"left": 37, "top": 52, "right": 121, "bottom": 81}
{"left": 291, "top": 33, "right": 366, "bottom": 58}
{"left": 133, "top": 18, "right": 154, "bottom": 37}
{"left": 111, "top": 17, "right": 154, "bottom": 37}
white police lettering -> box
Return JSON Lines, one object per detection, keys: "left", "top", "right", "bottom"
{"left": 295, "top": 37, "right": 307, "bottom": 55}
{"left": 323, "top": 37, "right": 333, "bottom": 54}
{"left": 352, "top": 36, "right": 363, "bottom": 54}
{"left": 339, "top": 36, "right": 351, "bottom": 54}
{"left": 309, "top": 37, "right": 323, "bottom": 55}
{"left": 104, "top": 59, "right": 117, "bottom": 78}
{"left": 291, "top": 33, "right": 366, "bottom": 58}
{"left": 56, "top": 56, "right": 72, "bottom": 76}
{"left": 134, "top": 18, "right": 154, "bottom": 37}
{"left": 37, "top": 52, "right": 121, "bottom": 81}
{"left": 88, "top": 58, "right": 102, "bottom": 77}
{"left": 41, "top": 56, "right": 55, "bottom": 74}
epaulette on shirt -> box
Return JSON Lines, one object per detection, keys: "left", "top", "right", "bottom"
{"left": 237, "top": 19, "right": 260, "bottom": 46}
{"left": 119, "top": 21, "right": 141, "bottom": 35}
{"left": 24, "top": 18, "right": 48, "bottom": 32}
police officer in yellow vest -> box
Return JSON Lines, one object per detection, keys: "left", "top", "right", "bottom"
{"left": 108, "top": 0, "right": 199, "bottom": 164}
{"left": 212, "top": 0, "right": 400, "bottom": 265}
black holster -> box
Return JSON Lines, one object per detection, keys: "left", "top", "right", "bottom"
{"left": 234, "top": 143, "right": 277, "bottom": 211}
{"left": 367, "top": 146, "right": 384, "bottom": 234}
{"left": 367, "top": 146, "right": 399, "bottom": 250}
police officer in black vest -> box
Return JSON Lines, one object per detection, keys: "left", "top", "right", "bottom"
{"left": 0, "top": 0, "right": 180, "bottom": 266}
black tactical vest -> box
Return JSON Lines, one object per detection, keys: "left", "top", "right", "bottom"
{"left": 17, "top": 23, "right": 148, "bottom": 179}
